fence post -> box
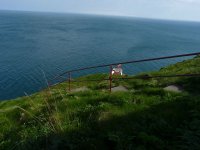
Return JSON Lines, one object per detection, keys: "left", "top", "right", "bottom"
{"left": 68, "top": 72, "right": 71, "bottom": 92}
{"left": 109, "top": 65, "right": 112, "bottom": 92}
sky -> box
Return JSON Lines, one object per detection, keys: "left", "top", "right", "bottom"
{"left": 0, "top": 0, "right": 200, "bottom": 21}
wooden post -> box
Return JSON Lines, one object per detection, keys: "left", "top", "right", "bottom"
{"left": 68, "top": 72, "right": 71, "bottom": 92}
{"left": 109, "top": 65, "right": 112, "bottom": 92}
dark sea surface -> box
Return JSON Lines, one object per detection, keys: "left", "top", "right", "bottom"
{"left": 0, "top": 10, "right": 200, "bottom": 100}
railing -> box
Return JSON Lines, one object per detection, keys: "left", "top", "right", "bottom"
{"left": 49, "top": 52, "right": 200, "bottom": 92}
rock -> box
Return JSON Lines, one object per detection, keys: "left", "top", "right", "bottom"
{"left": 164, "top": 85, "right": 183, "bottom": 93}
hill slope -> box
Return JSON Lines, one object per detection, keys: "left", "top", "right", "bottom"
{"left": 0, "top": 56, "right": 200, "bottom": 150}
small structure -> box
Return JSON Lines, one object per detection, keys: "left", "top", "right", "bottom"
{"left": 112, "top": 64, "right": 123, "bottom": 75}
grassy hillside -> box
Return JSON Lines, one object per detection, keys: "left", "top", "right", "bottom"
{"left": 0, "top": 56, "right": 200, "bottom": 150}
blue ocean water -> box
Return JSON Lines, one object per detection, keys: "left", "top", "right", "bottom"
{"left": 0, "top": 10, "right": 200, "bottom": 100}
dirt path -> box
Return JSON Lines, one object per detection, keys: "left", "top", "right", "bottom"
{"left": 111, "top": 85, "right": 128, "bottom": 92}
{"left": 71, "top": 86, "right": 90, "bottom": 92}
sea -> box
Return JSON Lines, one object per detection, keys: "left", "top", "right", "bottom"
{"left": 0, "top": 10, "right": 200, "bottom": 100}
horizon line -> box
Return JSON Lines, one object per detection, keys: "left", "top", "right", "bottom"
{"left": 1, "top": 8, "right": 200, "bottom": 23}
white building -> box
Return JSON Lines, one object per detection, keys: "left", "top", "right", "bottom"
{"left": 112, "top": 64, "right": 123, "bottom": 75}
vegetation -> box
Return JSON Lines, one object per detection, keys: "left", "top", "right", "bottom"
{"left": 0, "top": 56, "right": 200, "bottom": 150}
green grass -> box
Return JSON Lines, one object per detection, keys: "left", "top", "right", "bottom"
{"left": 0, "top": 56, "right": 200, "bottom": 150}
